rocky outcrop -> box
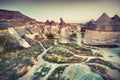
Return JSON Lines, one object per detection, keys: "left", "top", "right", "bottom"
{"left": 86, "top": 13, "right": 120, "bottom": 31}
{"left": 0, "top": 9, "right": 35, "bottom": 21}
{"left": 8, "top": 27, "right": 30, "bottom": 48}
{"left": 84, "top": 30, "right": 120, "bottom": 45}
{"left": 60, "top": 64, "right": 104, "bottom": 80}
{"left": 44, "top": 20, "right": 60, "bottom": 38}
{"left": 58, "top": 18, "right": 72, "bottom": 43}
{"left": 84, "top": 13, "right": 120, "bottom": 45}
{"left": 45, "top": 20, "right": 50, "bottom": 25}
{"left": 59, "top": 25, "right": 72, "bottom": 43}
{"left": 112, "top": 15, "right": 120, "bottom": 29}
{"left": 59, "top": 18, "right": 66, "bottom": 27}
{"left": 95, "top": 13, "right": 113, "bottom": 26}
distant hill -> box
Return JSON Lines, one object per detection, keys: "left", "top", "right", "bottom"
{"left": 0, "top": 9, "right": 35, "bottom": 21}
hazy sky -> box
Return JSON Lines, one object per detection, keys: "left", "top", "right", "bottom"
{"left": 0, "top": 0, "right": 120, "bottom": 23}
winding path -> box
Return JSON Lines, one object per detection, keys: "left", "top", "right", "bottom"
{"left": 19, "top": 41, "right": 70, "bottom": 80}
{"left": 18, "top": 46, "right": 52, "bottom": 80}
{"left": 19, "top": 40, "right": 120, "bottom": 80}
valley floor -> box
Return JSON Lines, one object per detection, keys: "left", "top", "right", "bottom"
{"left": 0, "top": 39, "right": 120, "bottom": 80}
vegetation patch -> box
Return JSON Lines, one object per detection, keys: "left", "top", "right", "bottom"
{"left": 43, "top": 53, "right": 68, "bottom": 63}
{"left": 0, "top": 44, "right": 43, "bottom": 80}
{"left": 33, "top": 67, "right": 51, "bottom": 80}
{"left": 88, "top": 64, "right": 107, "bottom": 80}
{"left": 0, "top": 32, "right": 18, "bottom": 57}
{"left": 45, "top": 33, "right": 54, "bottom": 39}
{"left": 41, "top": 39, "right": 54, "bottom": 49}
{"left": 87, "top": 58, "right": 120, "bottom": 71}
{"left": 43, "top": 47, "right": 73, "bottom": 63}
{"left": 48, "top": 65, "right": 68, "bottom": 80}
{"left": 43, "top": 46, "right": 87, "bottom": 63}
{"left": 58, "top": 43, "right": 98, "bottom": 57}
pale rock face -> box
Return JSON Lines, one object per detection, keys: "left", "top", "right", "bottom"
{"left": 84, "top": 13, "right": 120, "bottom": 45}
{"left": 84, "top": 30, "right": 120, "bottom": 45}
{"left": 60, "top": 64, "right": 104, "bottom": 80}
{"left": 76, "top": 25, "right": 81, "bottom": 32}
{"left": 43, "top": 24, "right": 60, "bottom": 38}
{"left": 50, "top": 25, "right": 60, "bottom": 38}
{"left": 8, "top": 27, "right": 30, "bottom": 48}
{"left": 43, "top": 25, "right": 50, "bottom": 34}
{"left": 14, "top": 26, "right": 26, "bottom": 36}
{"left": 60, "top": 64, "right": 91, "bottom": 80}
{"left": 59, "top": 26, "right": 72, "bottom": 43}
{"left": 25, "top": 25, "right": 43, "bottom": 39}
{"left": 25, "top": 33, "right": 39, "bottom": 39}
{"left": 37, "top": 26, "right": 43, "bottom": 38}
{"left": 76, "top": 32, "right": 82, "bottom": 46}
{"left": 43, "top": 25, "right": 51, "bottom": 38}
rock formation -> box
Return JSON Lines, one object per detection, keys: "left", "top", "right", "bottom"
{"left": 59, "top": 17, "right": 65, "bottom": 28}
{"left": 60, "top": 64, "right": 104, "bottom": 80}
{"left": 58, "top": 18, "right": 72, "bottom": 43}
{"left": 112, "top": 15, "right": 120, "bottom": 30}
{"left": 84, "top": 13, "right": 120, "bottom": 45}
{"left": 8, "top": 27, "right": 30, "bottom": 48}
{"left": 45, "top": 20, "right": 50, "bottom": 25}
{"left": 44, "top": 20, "right": 60, "bottom": 38}
{"left": 0, "top": 9, "right": 35, "bottom": 21}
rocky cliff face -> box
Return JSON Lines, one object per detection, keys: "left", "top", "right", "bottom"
{"left": 8, "top": 27, "right": 30, "bottom": 48}
{"left": 83, "top": 30, "right": 120, "bottom": 45}
{"left": 0, "top": 9, "right": 35, "bottom": 21}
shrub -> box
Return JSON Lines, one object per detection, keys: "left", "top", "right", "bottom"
{"left": 21, "top": 35, "right": 26, "bottom": 39}
{"left": 0, "top": 33, "right": 15, "bottom": 54}
{"left": 34, "top": 34, "right": 39, "bottom": 40}
{"left": 45, "top": 33, "right": 54, "bottom": 39}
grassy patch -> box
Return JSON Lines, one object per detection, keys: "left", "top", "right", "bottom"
{"left": 87, "top": 58, "right": 120, "bottom": 71}
{"left": 58, "top": 43, "right": 94, "bottom": 56}
{"left": 41, "top": 39, "right": 54, "bottom": 49}
{"left": 48, "top": 65, "right": 68, "bottom": 80}
{"left": 32, "top": 67, "right": 51, "bottom": 80}
{"left": 43, "top": 47, "right": 73, "bottom": 63}
{"left": 0, "top": 44, "right": 43, "bottom": 80}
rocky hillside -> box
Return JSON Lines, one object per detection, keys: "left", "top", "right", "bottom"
{"left": 0, "top": 9, "right": 35, "bottom": 21}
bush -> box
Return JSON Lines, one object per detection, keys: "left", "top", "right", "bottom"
{"left": 45, "top": 33, "right": 54, "bottom": 39}
{"left": 0, "top": 33, "right": 16, "bottom": 54}
{"left": 43, "top": 53, "right": 68, "bottom": 63}
{"left": 21, "top": 35, "right": 26, "bottom": 39}
{"left": 34, "top": 34, "right": 39, "bottom": 40}
{"left": 70, "top": 33, "right": 77, "bottom": 38}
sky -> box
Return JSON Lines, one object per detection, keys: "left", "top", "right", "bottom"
{"left": 0, "top": 0, "right": 120, "bottom": 23}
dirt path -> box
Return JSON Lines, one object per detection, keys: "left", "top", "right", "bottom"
{"left": 18, "top": 46, "right": 52, "bottom": 80}
{"left": 19, "top": 40, "right": 120, "bottom": 80}
{"left": 18, "top": 45, "right": 70, "bottom": 80}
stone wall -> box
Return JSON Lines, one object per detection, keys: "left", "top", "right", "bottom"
{"left": 83, "top": 30, "right": 120, "bottom": 45}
